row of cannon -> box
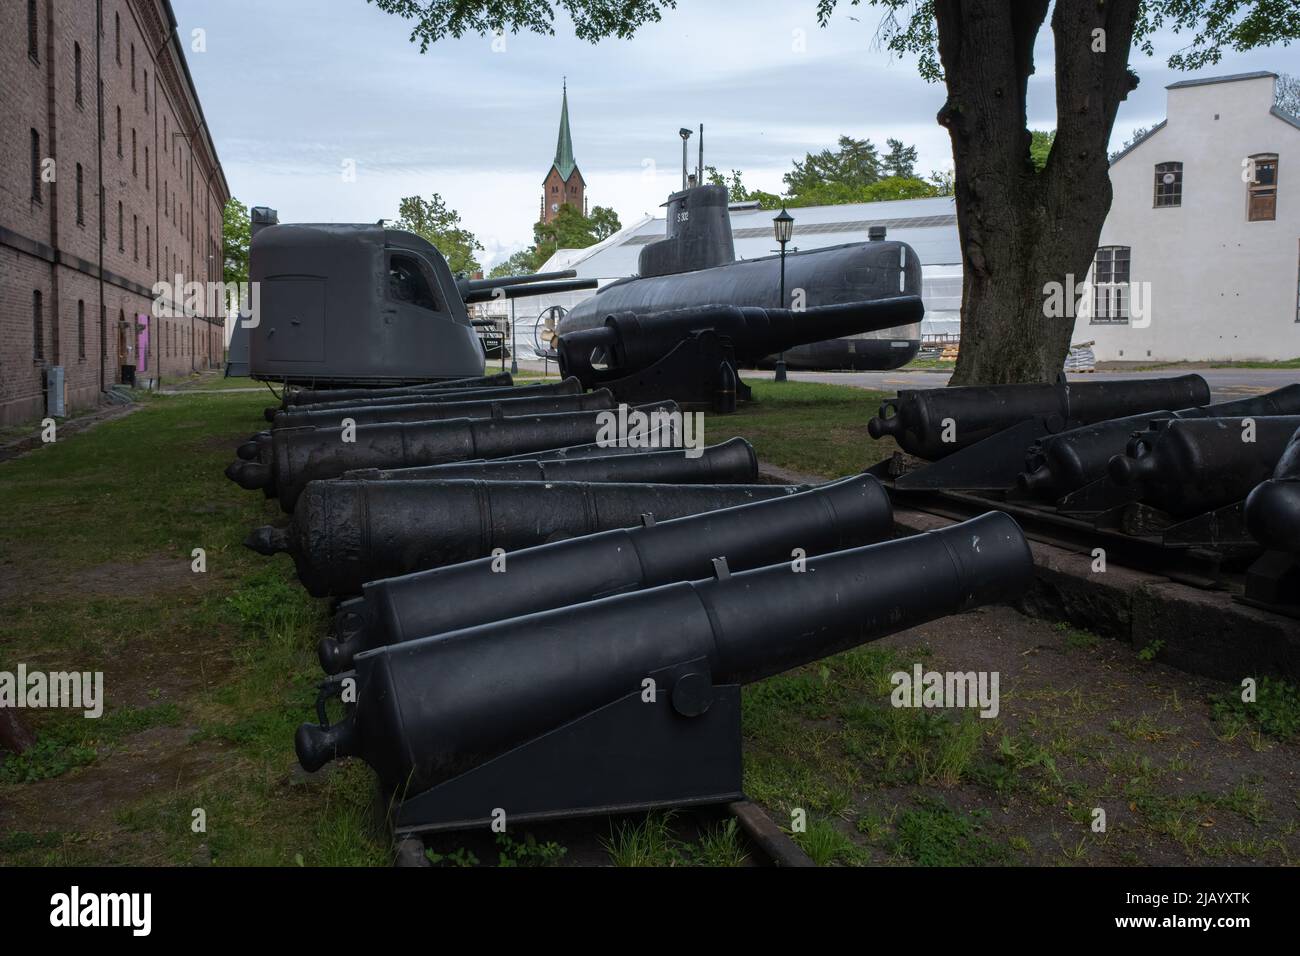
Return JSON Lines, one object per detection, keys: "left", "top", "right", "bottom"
{"left": 222, "top": 371, "right": 1035, "bottom": 833}
{"left": 865, "top": 374, "right": 1300, "bottom": 561}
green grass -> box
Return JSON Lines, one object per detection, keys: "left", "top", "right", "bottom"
{"left": 602, "top": 813, "right": 751, "bottom": 867}
{"left": 1212, "top": 677, "right": 1300, "bottom": 742}
{"left": 0, "top": 388, "right": 389, "bottom": 866}
{"left": 706, "top": 380, "right": 895, "bottom": 478}
{"left": 1126, "top": 358, "right": 1300, "bottom": 370}
{"left": 894, "top": 798, "right": 1009, "bottom": 866}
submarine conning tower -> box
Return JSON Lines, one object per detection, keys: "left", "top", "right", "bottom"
{"left": 638, "top": 184, "right": 736, "bottom": 278}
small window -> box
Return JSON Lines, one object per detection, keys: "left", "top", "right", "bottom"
{"left": 76, "top": 163, "right": 84, "bottom": 225}
{"left": 387, "top": 254, "right": 440, "bottom": 311}
{"left": 33, "top": 291, "right": 44, "bottom": 362}
{"left": 115, "top": 13, "right": 121, "bottom": 64}
{"left": 27, "top": 0, "right": 38, "bottom": 61}
{"left": 78, "top": 300, "right": 86, "bottom": 360}
{"left": 145, "top": 146, "right": 150, "bottom": 188}
{"left": 133, "top": 215, "right": 139, "bottom": 260}
{"left": 1091, "top": 246, "right": 1131, "bottom": 324}
{"left": 131, "top": 43, "right": 136, "bottom": 90}
{"left": 1247, "top": 153, "right": 1278, "bottom": 222}
{"left": 132, "top": 128, "right": 137, "bottom": 176}
{"left": 116, "top": 106, "right": 122, "bottom": 157}
{"left": 74, "top": 43, "right": 83, "bottom": 106}
{"left": 30, "top": 129, "right": 41, "bottom": 202}
{"left": 1153, "top": 162, "right": 1182, "bottom": 207}
{"left": 146, "top": 225, "right": 151, "bottom": 267}
{"left": 144, "top": 70, "right": 149, "bottom": 112}
{"left": 118, "top": 201, "right": 124, "bottom": 251}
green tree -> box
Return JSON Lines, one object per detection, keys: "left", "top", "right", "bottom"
{"left": 1029, "top": 130, "right": 1055, "bottom": 172}
{"left": 489, "top": 248, "right": 544, "bottom": 278}
{"left": 882, "top": 137, "right": 919, "bottom": 178}
{"left": 783, "top": 134, "right": 881, "bottom": 194}
{"left": 1108, "top": 125, "right": 1152, "bottom": 163}
{"left": 704, "top": 166, "right": 782, "bottom": 208}
{"left": 1278, "top": 72, "right": 1300, "bottom": 115}
{"left": 785, "top": 175, "right": 938, "bottom": 207}
{"left": 371, "top": 0, "right": 1300, "bottom": 383}
{"left": 393, "top": 193, "right": 484, "bottom": 275}
{"left": 223, "top": 197, "right": 251, "bottom": 286}
{"left": 489, "top": 203, "right": 623, "bottom": 278}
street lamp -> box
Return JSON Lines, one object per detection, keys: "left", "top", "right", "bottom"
{"left": 510, "top": 297, "right": 518, "bottom": 375}
{"left": 772, "top": 207, "right": 794, "bottom": 382}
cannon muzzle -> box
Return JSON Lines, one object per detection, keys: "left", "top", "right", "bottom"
{"left": 1245, "top": 423, "right": 1300, "bottom": 553}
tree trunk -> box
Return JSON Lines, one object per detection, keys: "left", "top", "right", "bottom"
{"left": 936, "top": 0, "right": 1140, "bottom": 385}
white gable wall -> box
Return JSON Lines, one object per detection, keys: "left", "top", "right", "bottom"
{"left": 1075, "top": 74, "right": 1300, "bottom": 361}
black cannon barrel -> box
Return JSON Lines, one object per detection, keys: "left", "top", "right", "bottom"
{"left": 320, "top": 472, "right": 896, "bottom": 674}
{"left": 868, "top": 374, "right": 1211, "bottom": 460}
{"left": 493, "top": 433, "right": 679, "bottom": 461}
{"left": 249, "top": 477, "right": 814, "bottom": 597}
{"left": 296, "top": 511, "right": 1033, "bottom": 793}
{"left": 274, "top": 378, "right": 582, "bottom": 418}
{"left": 457, "top": 269, "right": 577, "bottom": 297}
{"left": 557, "top": 297, "right": 925, "bottom": 380}
{"left": 269, "top": 388, "right": 612, "bottom": 431}
{"left": 283, "top": 372, "right": 514, "bottom": 409}
{"left": 340, "top": 437, "right": 757, "bottom": 485}
{"left": 1108, "top": 415, "right": 1300, "bottom": 517}
{"left": 1019, "top": 384, "right": 1300, "bottom": 498}
{"left": 1244, "top": 424, "right": 1300, "bottom": 553}
{"left": 225, "top": 401, "right": 680, "bottom": 512}
{"left": 461, "top": 277, "right": 598, "bottom": 305}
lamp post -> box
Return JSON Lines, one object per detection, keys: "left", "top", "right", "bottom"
{"left": 772, "top": 206, "right": 794, "bottom": 382}
{"left": 510, "top": 297, "right": 518, "bottom": 375}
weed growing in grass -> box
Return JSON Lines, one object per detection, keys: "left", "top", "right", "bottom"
{"left": 1212, "top": 677, "right": 1300, "bottom": 742}
{"left": 0, "top": 703, "right": 181, "bottom": 784}
{"left": 794, "top": 817, "right": 863, "bottom": 866}
{"left": 894, "top": 798, "right": 1008, "bottom": 866}
{"left": 602, "top": 812, "right": 751, "bottom": 867}
{"left": 495, "top": 832, "right": 568, "bottom": 867}
{"left": 426, "top": 847, "right": 479, "bottom": 867}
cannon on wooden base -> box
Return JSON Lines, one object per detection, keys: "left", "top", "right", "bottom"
{"left": 296, "top": 512, "right": 1032, "bottom": 834}
{"left": 320, "top": 473, "right": 895, "bottom": 673}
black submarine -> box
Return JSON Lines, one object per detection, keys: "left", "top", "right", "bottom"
{"left": 553, "top": 183, "right": 923, "bottom": 370}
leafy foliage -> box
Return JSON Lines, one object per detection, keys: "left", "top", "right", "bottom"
{"left": 393, "top": 193, "right": 484, "bottom": 275}
{"left": 1029, "top": 130, "right": 1055, "bottom": 172}
{"left": 490, "top": 202, "right": 621, "bottom": 276}
{"left": 222, "top": 197, "right": 251, "bottom": 286}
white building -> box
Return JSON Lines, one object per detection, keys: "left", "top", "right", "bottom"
{"left": 1074, "top": 71, "right": 1300, "bottom": 362}
{"left": 484, "top": 196, "right": 963, "bottom": 358}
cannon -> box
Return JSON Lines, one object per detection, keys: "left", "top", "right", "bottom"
{"left": 267, "top": 388, "right": 613, "bottom": 431}
{"left": 1108, "top": 415, "right": 1300, "bottom": 517}
{"left": 264, "top": 378, "right": 576, "bottom": 422}
{"left": 295, "top": 511, "right": 1032, "bottom": 832}
{"left": 1243, "top": 423, "right": 1300, "bottom": 554}
{"left": 868, "top": 374, "right": 1212, "bottom": 461}
{"left": 555, "top": 297, "right": 924, "bottom": 412}
{"left": 280, "top": 372, "right": 514, "bottom": 410}
{"left": 1019, "top": 385, "right": 1300, "bottom": 499}
{"left": 340, "top": 437, "right": 757, "bottom": 485}
{"left": 225, "top": 401, "right": 680, "bottom": 512}
{"left": 248, "top": 478, "right": 815, "bottom": 597}
{"left": 320, "top": 472, "right": 895, "bottom": 673}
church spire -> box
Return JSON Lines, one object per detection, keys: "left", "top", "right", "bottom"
{"left": 553, "top": 79, "right": 577, "bottom": 181}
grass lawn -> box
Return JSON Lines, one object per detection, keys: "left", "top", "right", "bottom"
{"left": 1, "top": 381, "right": 1296, "bottom": 867}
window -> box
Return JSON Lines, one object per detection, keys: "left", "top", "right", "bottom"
{"left": 131, "top": 43, "right": 136, "bottom": 90}
{"left": 132, "top": 128, "right": 137, "bottom": 176}
{"left": 133, "top": 215, "right": 138, "bottom": 260}
{"left": 387, "top": 254, "right": 440, "bottom": 311}
{"left": 30, "top": 129, "right": 41, "bottom": 202}
{"left": 78, "top": 300, "right": 86, "bottom": 360}
{"left": 116, "top": 106, "right": 122, "bottom": 157}
{"left": 1091, "top": 246, "right": 1131, "bottom": 324}
{"left": 1153, "top": 162, "right": 1182, "bottom": 207}
{"left": 33, "top": 291, "right": 44, "bottom": 361}
{"left": 76, "top": 163, "right": 84, "bottom": 225}
{"left": 74, "top": 43, "right": 83, "bottom": 106}
{"left": 144, "top": 70, "right": 149, "bottom": 112}
{"left": 117, "top": 201, "right": 123, "bottom": 251}
{"left": 27, "top": 0, "right": 38, "bottom": 61}
{"left": 115, "top": 13, "right": 121, "bottom": 64}
{"left": 145, "top": 147, "right": 150, "bottom": 188}
{"left": 1247, "top": 153, "right": 1278, "bottom": 222}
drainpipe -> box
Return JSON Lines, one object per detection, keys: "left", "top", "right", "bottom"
{"left": 96, "top": 0, "right": 105, "bottom": 395}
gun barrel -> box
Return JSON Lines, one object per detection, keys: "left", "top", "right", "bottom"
{"left": 284, "top": 372, "right": 514, "bottom": 408}
{"left": 251, "top": 478, "right": 814, "bottom": 597}
{"left": 270, "top": 389, "right": 612, "bottom": 431}
{"left": 458, "top": 269, "right": 578, "bottom": 296}
{"left": 462, "top": 278, "right": 598, "bottom": 304}
{"left": 321, "top": 472, "right": 894, "bottom": 674}
{"left": 296, "top": 511, "right": 1032, "bottom": 793}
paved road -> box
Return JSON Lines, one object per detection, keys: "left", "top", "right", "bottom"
{"left": 736, "top": 366, "right": 1299, "bottom": 402}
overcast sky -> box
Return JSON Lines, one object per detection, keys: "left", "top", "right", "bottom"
{"left": 171, "top": 0, "right": 1289, "bottom": 269}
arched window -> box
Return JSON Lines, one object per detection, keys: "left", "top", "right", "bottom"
{"left": 1247, "top": 154, "right": 1278, "bottom": 222}
{"left": 33, "top": 290, "right": 44, "bottom": 361}
{"left": 74, "top": 43, "right": 83, "bottom": 106}
{"left": 1153, "top": 162, "right": 1182, "bottom": 207}
{"left": 27, "top": 0, "right": 38, "bottom": 61}
{"left": 1091, "top": 246, "right": 1131, "bottom": 324}
{"left": 78, "top": 300, "right": 86, "bottom": 360}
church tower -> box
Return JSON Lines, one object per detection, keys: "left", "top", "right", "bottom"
{"left": 540, "top": 81, "right": 586, "bottom": 224}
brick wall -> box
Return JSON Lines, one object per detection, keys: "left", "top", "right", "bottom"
{"left": 0, "top": 0, "right": 229, "bottom": 425}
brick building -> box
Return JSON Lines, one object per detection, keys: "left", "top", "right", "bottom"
{"left": 1, "top": 0, "right": 229, "bottom": 425}
{"left": 539, "top": 82, "right": 585, "bottom": 225}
